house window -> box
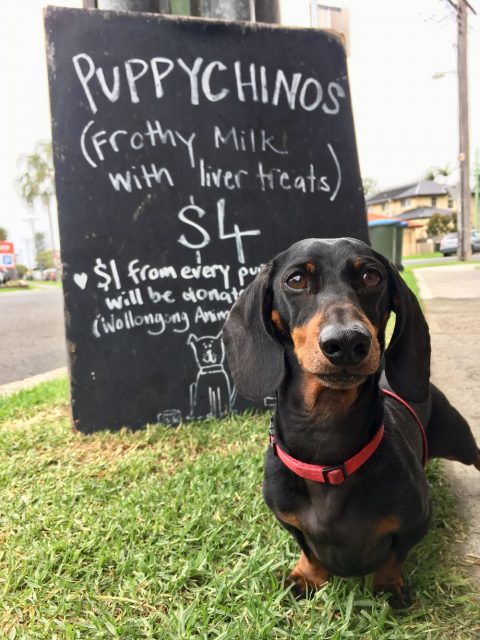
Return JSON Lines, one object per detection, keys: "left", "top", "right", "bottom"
{"left": 431, "top": 196, "right": 437, "bottom": 207}
{"left": 401, "top": 198, "right": 411, "bottom": 208}
{"left": 448, "top": 196, "right": 454, "bottom": 208}
{"left": 383, "top": 202, "right": 390, "bottom": 213}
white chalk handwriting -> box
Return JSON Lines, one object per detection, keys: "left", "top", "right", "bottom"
{"left": 79, "top": 249, "right": 263, "bottom": 340}
{"left": 73, "top": 52, "right": 346, "bottom": 116}
{"left": 92, "top": 309, "right": 190, "bottom": 338}
{"left": 80, "top": 119, "right": 197, "bottom": 169}
{"left": 177, "top": 197, "right": 260, "bottom": 265}
{"left": 69, "top": 48, "right": 350, "bottom": 346}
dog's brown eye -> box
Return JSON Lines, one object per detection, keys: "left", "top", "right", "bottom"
{"left": 362, "top": 269, "right": 382, "bottom": 288}
{"left": 286, "top": 272, "right": 308, "bottom": 290}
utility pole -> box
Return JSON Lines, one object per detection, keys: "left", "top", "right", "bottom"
{"left": 456, "top": 0, "right": 472, "bottom": 260}
{"left": 475, "top": 148, "right": 480, "bottom": 229}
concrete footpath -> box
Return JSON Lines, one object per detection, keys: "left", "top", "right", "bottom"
{"left": 414, "top": 264, "right": 480, "bottom": 580}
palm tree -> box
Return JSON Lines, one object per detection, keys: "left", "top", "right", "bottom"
{"left": 15, "top": 141, "right": 57, "bottom": 263}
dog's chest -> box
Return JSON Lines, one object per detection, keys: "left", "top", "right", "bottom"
{"left": 295, "top": 486, "right": 399, "bottom": 574}
{"left": 300, "top": 483, "right": 373, "bottom": 540}
{"left": 293, "top": 469, "right": 404, "bottom": 532}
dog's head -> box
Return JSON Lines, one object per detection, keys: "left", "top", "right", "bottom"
{"left": 188, "top": 332, "right": 225, "bottom": 368}
{"left": 223, "top": 238, "right": 430, "bottom": 403}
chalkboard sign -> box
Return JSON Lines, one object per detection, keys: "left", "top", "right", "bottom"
{"left": 45, "top": 7, "right": 368, "bottom": 432}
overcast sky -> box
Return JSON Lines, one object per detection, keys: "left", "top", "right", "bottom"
{"left": 1, "top": 0, "right": 479, "bottom": 264}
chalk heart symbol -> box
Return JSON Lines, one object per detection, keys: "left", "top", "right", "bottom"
{"left": 74, "top": 273, "right": 88, "bottom": 290}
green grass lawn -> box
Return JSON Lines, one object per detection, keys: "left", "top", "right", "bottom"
{"left": 1, "top": 379, "right": 479, "bottom": 639}
{"left": 407, "top": 259, "right": 480, "bottom": 268}
{"left": 35, "top": 280, "right": 62, "bottom": 287}
{"left": 403, "top": 252, "right": 442, "bottom": 260}
{"left": 0, "top": 282, "right": 63, "bottom": 293}
{"left": 0, "top": 286, "right": 32, "bottom": 293}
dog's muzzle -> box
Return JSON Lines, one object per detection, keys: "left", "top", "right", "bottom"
{"left": 319, "top": 324, "right": 372, "bottom": 367}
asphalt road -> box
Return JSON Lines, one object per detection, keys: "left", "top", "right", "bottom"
{"left": 0, "top": 287, "right": 67, "bottom": 385}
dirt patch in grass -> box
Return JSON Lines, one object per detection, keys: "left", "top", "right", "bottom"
{"left": 71, "top": 438, "right": 150, "bottom": 464}
{"left": 57, "top": 429, "right": 253, "bottom": 478}
{"left": 7, "top": 405, "right": 71, "bottom": 430}
{"left": 2, "top": 409, "right": 260, "bottom": 479}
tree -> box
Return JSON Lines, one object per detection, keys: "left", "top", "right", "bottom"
{"left": 362, "top": 176, "right": 379, "bottom": 198}
{"left": 34, "top": 232, "right": 48, "bottom": 268}
{"left": 16, "top": 264, "right": 28, "bottom": 278}
{"left": 15, "top": 141, "right": 56, "bottom": 260}
{"left": 423, "top": 164, "right": 451, "bottom": 183}
{"left": 0, "top": 227, "right": 7, "bottom": 241}
{"left": 36, "top": 250, "right": 55, "bottom": 270}
{"left": 35, "top": 232, "right": 46, "bottom": 255}
{"left": 427, "top": 213, "right": 457, "bottom": 238}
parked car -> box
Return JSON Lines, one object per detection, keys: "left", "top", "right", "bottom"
{"left": 43, "top": 268, "right": 58, "bottom": 281}
{"left": 0, "top": 269, "right": 12, "bottom": 284}
{"left": 439, "top": 230, "right": 480, "bottom": 256}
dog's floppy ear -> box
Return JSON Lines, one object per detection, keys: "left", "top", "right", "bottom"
{"left": 223, "top": 264, "right": 285, "bottom": 400}
{"left": 372, "top": 251, "right": 431, "bottom": 402}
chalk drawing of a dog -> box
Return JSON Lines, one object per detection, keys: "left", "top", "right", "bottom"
{"left": 187, "top": 332, "right": 235, "bottom": 419}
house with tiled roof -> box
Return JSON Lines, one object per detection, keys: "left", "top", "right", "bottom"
{"left": 366, "top": 180, "right": 453, "bottom": 217}
{"left": 366, "top": 180, "right": 456, "bottom": 255}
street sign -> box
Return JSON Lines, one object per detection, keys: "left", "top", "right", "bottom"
{"left": 0, "top": 242, "right": 15, "bottom": 269}
{"left": 45, "top": 7, "right": 368, "bottom": 432}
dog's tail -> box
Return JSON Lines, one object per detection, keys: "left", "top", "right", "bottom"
{"left": 427, "top": 383, "right": 480, "bottom": 468}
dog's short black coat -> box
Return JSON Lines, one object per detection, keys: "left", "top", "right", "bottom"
{"left": 223, "top": 237, "right": 480, "bottom": 608}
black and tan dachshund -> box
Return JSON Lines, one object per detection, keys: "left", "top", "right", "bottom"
{"left": 223, "top": 237, "right": 480, "bottom": 608}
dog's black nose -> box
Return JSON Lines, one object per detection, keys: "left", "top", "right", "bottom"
{"left": 319, "top": 325, "right": 372, "bottom": 367}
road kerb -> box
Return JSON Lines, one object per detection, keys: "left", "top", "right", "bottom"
{"left": 0, "top": 367, "right": 67, "bottom": 397}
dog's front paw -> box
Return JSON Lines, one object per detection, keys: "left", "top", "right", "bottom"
{"left": 285, "top": 573, "right": 311, "bottom": 600}
{"left": 284, "top": 553, "right": 329, "bottom": 600}
{"left": 374, "top": 583, "right": 412, "bottom": 610}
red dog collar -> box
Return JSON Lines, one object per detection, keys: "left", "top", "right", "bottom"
{"left": 382, "top": 388, "right": 428, "bottom": 466}
{"left": 269, "top": 389, "right": 427, "bottom": 485}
